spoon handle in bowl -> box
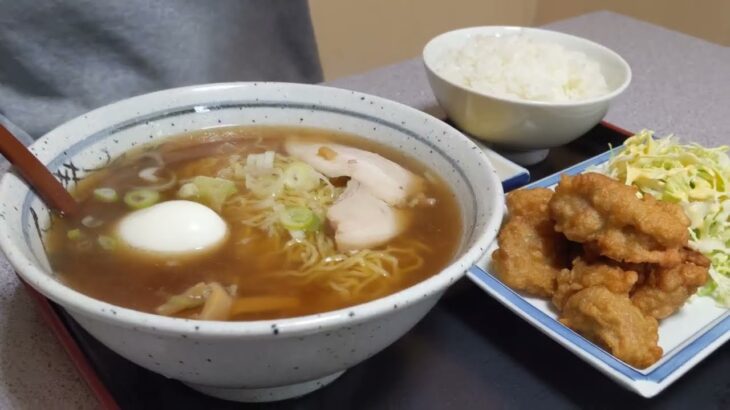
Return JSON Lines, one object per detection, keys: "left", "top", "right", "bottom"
{"left": 0, "top": 125, "right": 78, "bottom": 216}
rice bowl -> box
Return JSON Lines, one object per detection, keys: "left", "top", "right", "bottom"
{"left": 423, "top": 26, "right": 631, "bottom": 165}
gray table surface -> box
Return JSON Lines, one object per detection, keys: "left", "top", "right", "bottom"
{"left": 0, "top": 11, "right": 728, "bottom": 409}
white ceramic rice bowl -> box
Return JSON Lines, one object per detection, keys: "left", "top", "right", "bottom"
{"left": 0, "top": 83, "right": 504, "bottom": 402}
{"left": 423, "top": 26, "right": 631, "bottom": 164}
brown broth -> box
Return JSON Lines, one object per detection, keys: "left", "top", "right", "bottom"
{"left": 46, "top": 126, "right": 462, "bottom": 320}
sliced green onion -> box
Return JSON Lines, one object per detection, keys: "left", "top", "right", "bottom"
{"left": 133, "top": 168, "right": 177, "bottom": 192}
{"left": 123, "top": 189, "right": 160, "bottom": 209}
{"left": 139, "top": 167, "right": 161, "bottom": 182}
{"left": 245, "top": 151, "right": 275, "bottom": 172}
{"left": 67, "top": 229, "right": 84, "bottom": 240}
{"left": 93, "top": 187, "right": 118, "bottom": 203}
{"left": 245, "top": 172, "right": 283, "bottom": 198}
{"left": 75, "top": 239, "right": 93, "bottom": 252}
{"left": 81, "top": 215, "right": 103, "bottom": 228}
{"left": 279, "top": 206, "right": 319, "bottom": 232}
{"left": 283, "top": 162, "right": 319, "bottom": 192}
{"left": 97, "top": 235, "right": 117, "bottom": 251}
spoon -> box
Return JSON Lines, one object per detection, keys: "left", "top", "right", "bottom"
{"left": 0, "top": 124, "right": 78, "bottom": 216}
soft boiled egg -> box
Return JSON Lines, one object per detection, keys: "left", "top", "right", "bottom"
{"left": 116, "top": 200, "right": 228, "bottom": 260}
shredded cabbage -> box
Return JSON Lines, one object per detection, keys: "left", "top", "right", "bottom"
{"left": 603, "top": 130, "right": 730, "bottom": 306}
{"left": 181, "top": 176, "right": 237, "bottom": 212}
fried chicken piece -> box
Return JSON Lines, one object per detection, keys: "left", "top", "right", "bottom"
{"left": 505, "top": 188, "right": 555, "bottom": 220}
{"left": 553, "top": 256, "right": 640, "bottom": 310}
{"left": 560, "top": 286, "right": 663, "bottom": 368}
{"left": 492, "top": 188, "right": 569, "bottom": 297}
{"left": 631, "top": 249, "right": 710, "bottom": 319}
{"left": 549, "top": 173, "right": 690, "bottom": 267}
{"left": 682, "top": 247, "right": 713, "bottom": 267}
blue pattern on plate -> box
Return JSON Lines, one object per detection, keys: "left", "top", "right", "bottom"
{"left": 501, "top": 173, "right": 531, "bottom": 192}
{"left": 468, "top": 266, "right": 730, "bottom": 382}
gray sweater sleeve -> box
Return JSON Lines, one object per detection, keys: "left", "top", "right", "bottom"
{"left": 0, "top": 0, "right": 323, "bottom": 139}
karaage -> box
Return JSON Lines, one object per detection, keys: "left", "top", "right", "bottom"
{"left": 492, "top": 188, "right": 568, "bottom": 297}
{"left": 549, "top": 173, "right": 689, "bottom": 266}
{"left": 505, "top": 188, "right": 555, "bottom": 220}
{"left": 560, "top": 286, "right": 663, "bottom": 368}
{"left": 631, "top": 249, "right": 710, "bottom": 319}
{"left": 492, "top": 175, "right": 711, "bottom": 369}
{"left": 553, "top": 256, "right": 639, "bottom": 310}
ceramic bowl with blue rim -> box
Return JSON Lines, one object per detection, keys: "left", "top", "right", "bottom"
{"left": 0, "top": 83, "right": 504, "bottom": 402}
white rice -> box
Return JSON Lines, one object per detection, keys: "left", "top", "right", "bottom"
{"left": 433, "top": 34, "right": 609, "bottom": 102}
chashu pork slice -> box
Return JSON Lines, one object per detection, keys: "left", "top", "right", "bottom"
{"left": 284, "top": 139, "right": 423, "bottom": 206}
{"left": 327, "top": 180, "right": 410, "bottom": 251}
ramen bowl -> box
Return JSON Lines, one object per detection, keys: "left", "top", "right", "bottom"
{"left": 0, "top": 83, "right": 503, "bottom": 402}
{"left": 423, "top": 26, "right": 631, "bottom": 165}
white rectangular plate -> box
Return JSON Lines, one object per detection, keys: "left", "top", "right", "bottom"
{"left": 468, "top": 148, "right": 730, "bottom": 398}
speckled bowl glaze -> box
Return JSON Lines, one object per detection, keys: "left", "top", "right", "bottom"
{"left": 423, "top": 26, "right": 631, "bottom": 165}
{"left": 0, "top": 83, "right": 503, "bottom": 402}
